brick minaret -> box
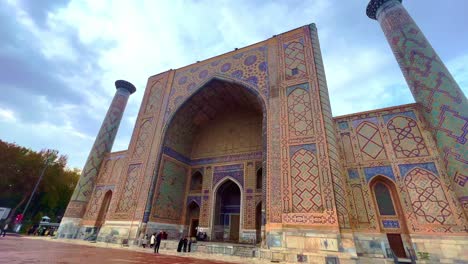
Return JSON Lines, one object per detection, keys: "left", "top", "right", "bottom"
{"left": 367, "top": 0, "right": 468, "bottom": 215}
{"left": 59, "top": 80, "right": 136, "bottom": 237}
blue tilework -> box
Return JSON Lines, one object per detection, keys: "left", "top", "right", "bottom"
{"left": 364, "top": 166, "right": 396, "bottom": 182}
{"left": 286, "top": 83, "right": 309, "bottom": 96}
{"left": 382, "top": 110, "right": 417, "bottom": 124}
{"left": 347, "top": 169, "right": 359, "bottom": 180}
{"left": 398, "top": 162, "right": 439, "bottom": 177}
{"left": 289, "top": 144, "right": 316, "bottom": 157}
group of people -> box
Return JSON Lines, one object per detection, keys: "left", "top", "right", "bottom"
{"left": 141, "top": 231, "right": 166, "bottom": 253}
{"left": 27, "top": 226, "right": 56, "bottom": 237}
{"left": 140, "top": 231, "right": 195, "bottom": 254}
{"left": 176, "top": 236, "right": 192, "bottom": 253}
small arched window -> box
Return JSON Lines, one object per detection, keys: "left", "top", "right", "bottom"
{"left": 190, "top": 171, "right": 203, "bottom": 191}
{"left": 256, "top": 168, "right": 262, "bottom": 190}
{"left": 374, "top": 182, "right": 396, "bottom": 216}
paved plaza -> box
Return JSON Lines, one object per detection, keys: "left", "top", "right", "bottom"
{"left": 0, "top": 235, "right": 233, "bottom": 264}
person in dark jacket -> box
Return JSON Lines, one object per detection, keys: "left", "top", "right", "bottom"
{"left": 182, "top": 236, "right": 188, "bottom": 252}
{"left": 154, "top": 231, "right": 162, "bottom": 253}
{"left": 177, "top": 237, "right": 184, "bottom": 252}
{"left": 1, "top": 223, "right": 8, "bottom": 237}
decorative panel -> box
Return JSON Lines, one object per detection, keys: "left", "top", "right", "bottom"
{"left": 290, "top": 145, "right": 322, "bottom": 213}
{"left": 133, "top": 118, "right": 153, "bottom": 159}
{"left": 283, "top": 38, "right": 307, "bottom": 80}
{"left": 356, "top": 122, "right": 387, "bottom": 161}
{"left": 386, "top": 116, "right": 429, "bottom": 158}
{"left": 152, "top": 159, "right": 188, "bottom": 222}
{"left": 286, "top": 84, "right": 314, "bottom": 137}
{"left": 145, "top": 80, "right": 165, "bottom": 114}
{"left": 116, "top": 164, "right": 141, "bottom": 213}
{"left": 340, "top": 132, "right": 355, "bottom": 163}
{"left": 351, "top": 184, "right": 369, "bottom": 224}
{"left": 404, "top": 167, "right": 455, "bottom": 225}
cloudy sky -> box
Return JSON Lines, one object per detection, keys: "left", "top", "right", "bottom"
{"left": 1, "top": 0, "right": 467, "bottom": 169}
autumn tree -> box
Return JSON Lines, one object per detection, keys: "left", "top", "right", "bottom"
{"left": 0, "top": 140, "right": 79, "bottom": 229}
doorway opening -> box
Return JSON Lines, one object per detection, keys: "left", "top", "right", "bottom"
{"left": 186, "top": 201, "right": 200, "bottom": 238}
{"left": 213, "top": 179, "right": 241, "bottom": 242}
{"left": 96, "top": 190, "right": 112, "bottom": 229}
{"left": 370, "top": 176, "right": 408, "bottom": 259}
{"left": 255, "top": 202, "right": 261, "bottom": 243}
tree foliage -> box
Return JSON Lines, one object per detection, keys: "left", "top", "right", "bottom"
{"left": 0, "top": 140, "right": 79, "bottom": 227}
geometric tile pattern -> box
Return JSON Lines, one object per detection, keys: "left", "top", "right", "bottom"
{"left": 382, "top": 220, "right": 400, "bottom": 228}
{"left": 387, "top": 116, "right": 429, "bottom": 158}
{"left": 351, "top": 184, "right": 370, "bottom": 224}
{"left": 213, "top": 164, "right": 244, "bottom": 188}
{"left": 65, "top": 89, "right": 130, "bottom": 218}
{"left": 287, "top": 85, "right": 314, "bottom": 137}
{"left": 133, "top": 119, "right": 153, "bottom": 159}
{"left": 283, "top": 39, "right": 307, "bottom": 80}
{"left": 145, "top": 80, "right": 164, "bottom": 114}
{"left": 152, "top": 159, "right": 188, "bottom": 222}
{"left": 356, "top": 122, "right": 387, "bottom": 160}
{"left": 165, "top": 46, "right": 269, "bottom": 124}
{"left": 290, "top": 147, "right": 322, "bottom": 213}
{"left": 85, "top": 185, "right": 114, "bottom": 219}
{"left": 404, "top": 167, "right": 455, "bottom": 225}
{"left": 398, "top": 162, "right": 439, "bottom": 178}
{"left": 309, "top": 23, "right": 348, "bottom": 228}
{"left": 379, "top": 2, "right": 468, "bottom": 209}
{"left": 116, "top": 164, "right": 141, "bottom": 213}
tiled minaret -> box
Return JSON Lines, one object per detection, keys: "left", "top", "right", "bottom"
{"left": 59, "top": 80, "right": 136, "bottom": 238}
{"left": 367, "top": 0, "right": 468, "bottom": 216}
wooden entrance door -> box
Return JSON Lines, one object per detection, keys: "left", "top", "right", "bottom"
{"left": 229, "top": 214, "right": 240, "bottom": 241}
{"left": 189, "top": 219, "right": 199, "bottom": 237}
{"left": 387, "top": 234, "right": 406, "bottom": 258}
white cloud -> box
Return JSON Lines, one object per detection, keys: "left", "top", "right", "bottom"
{"left": 0, "top": 107, "right": 16, "bottom": 122}
{"left": 1, "top": 0, "right": 467, "bottom": 169}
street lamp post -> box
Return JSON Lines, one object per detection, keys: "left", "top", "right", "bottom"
{"left": 16, "top": 150, "right": 58, "bottom": 232}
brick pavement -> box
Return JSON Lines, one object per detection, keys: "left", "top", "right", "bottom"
{"left": 0, "top": 235, "right": 234, "bottom": 264}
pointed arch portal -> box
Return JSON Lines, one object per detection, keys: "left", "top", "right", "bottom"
{"left": 147, "top": 77, "right": 266, "bottom": 243}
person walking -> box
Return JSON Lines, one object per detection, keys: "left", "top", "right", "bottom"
{"left": 182, "top": 236, "right": 188, "bottom": 252}
{"left": 154, "top": 231, "right": 162, "bottom": 254}
{"left": 1, "top": 223, "right": 8, "bottom": 237}
{"left": 177, "top": 237, "right": 184, "bottom": 252}
{"left": 150, "top": 233, "right": 156, "bottom": 248}
{"left": 142, "top": 234, "right": 148, "bottom": 248}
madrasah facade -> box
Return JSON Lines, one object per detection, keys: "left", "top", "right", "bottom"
{"left": 58, "top": 0, "right": 468, "bottom": 262}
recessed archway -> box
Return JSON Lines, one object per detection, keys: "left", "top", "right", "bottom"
{"left": 186, "top": 201, "right": 200, "bottom": 238}
{"left": 212, "top": 178, "right": 242, "bottom": 242}
{"left": 255, "top": 201, "right": 262, "bottom": 243}
{"left": 256, "top": 168, "right": 262, "bottom": 190}
{"left": 369, "top": 176, "right": 408, "bottom": 259}
{"left": 190, "top": 171, "right": 203, "bottom": 192}
{"left": 96, "top": 190, "right": 112, "bottom": 229}
{"left": 147, "top": 77, "right": 266, "bottom": 241}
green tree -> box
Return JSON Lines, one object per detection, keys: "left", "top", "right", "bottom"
{"left": 0, "top": 140, "right": 79, "bottom": 229}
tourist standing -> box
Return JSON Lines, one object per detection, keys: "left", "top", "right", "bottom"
{"left": 177, "top": 237, "right": 184, "bottom": 252}
{"left": 154, "top": 231, "right": 162, "bottom": 254}
{"left": 182, "top": 236, "right": 188, "bottom": 252}
{"left": 1, "top": 223, "right": 8, "bottom": 237}
{"left": 142, "top": 234, "right": 148, "bottom": 248}
{"left": 150, "top": 233, "right": 156, "bottom": 248}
